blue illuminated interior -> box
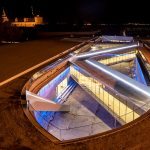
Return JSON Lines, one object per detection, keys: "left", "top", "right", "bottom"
{"left": 34, "top": 53, "right": 147, "bottom": 132}
{"left": 34, "top": 67, "right": 71, "bottom": 126}
{"left": 134, "top": 58, "right": 147, "bottom": 85}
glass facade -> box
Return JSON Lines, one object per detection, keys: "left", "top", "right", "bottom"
{"left": 56, "top": 78, "right": 68, "bottom": 96}
{"left": 91, "top": 44, "right": 123, "bottom": 51}
{"left": 70, "top": 65, "right": 139, "bottom": 124}
{"left": 37, "top": 67, "right": 70, "bottom": 99}
{"left": 98, "top": 52, "right": 136, "bottom": 65}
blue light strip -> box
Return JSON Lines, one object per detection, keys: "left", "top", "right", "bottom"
{"left": 135, "top": 58, "right": 147, "bottom": 85}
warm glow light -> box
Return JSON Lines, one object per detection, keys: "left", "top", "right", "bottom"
{"left": 77, "top": 44, "right": 138, "bottom": 59}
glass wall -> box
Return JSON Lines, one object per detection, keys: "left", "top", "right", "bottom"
{"left": 37, "top": 67, "right": 70, "bottom": 99}
{"left": 70, "top": 65, "right": 139, "bottom": 124}
{"left": 98, "top": 51, "right": 136, "bottom": 65}
{"left": 91, "top": 44, "right": 123, "bottom": 51}
{"left": 56, "top": 78, "right": 68, "bottom": 96}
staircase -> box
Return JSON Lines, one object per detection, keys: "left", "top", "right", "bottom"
{"left": 55, "top": 80, "right": 77, "bottom": 104}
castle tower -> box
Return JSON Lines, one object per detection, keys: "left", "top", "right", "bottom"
{"left": 2, "top": 8, "right": 9, "bottom": 23}
{"left": 15, "top": 17, "right": 18, "bottom": 22}
{"left": 31, "top": 6, "right": 34, "bottom": 16}
{"left": 34, "top": 15, "right": 44, "bottom": 24}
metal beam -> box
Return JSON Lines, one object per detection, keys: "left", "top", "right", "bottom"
{"left": 76, "top": 43, "right": 139, "bottom": 60}
{"left": 73, "top": 59, "right": 150, "bottom": 112}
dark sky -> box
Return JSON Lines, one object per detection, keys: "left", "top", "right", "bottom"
{"left": 0, "top": 0, "right": 150, "bottom": 24}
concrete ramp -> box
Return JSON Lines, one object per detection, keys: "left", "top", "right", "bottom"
{"left": 26, "top": 91, "right": 70, "bottom": 111}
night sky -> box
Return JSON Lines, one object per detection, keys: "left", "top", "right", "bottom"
{"left": 0, "top": 0, "right": 150, "bottom": 24}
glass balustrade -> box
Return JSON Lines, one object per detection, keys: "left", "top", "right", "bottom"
{"left": 70, "top": 65, "right": 141, "bottom": 124}
{"left": 99, "top": 51, "right": 136, "bottom": 65}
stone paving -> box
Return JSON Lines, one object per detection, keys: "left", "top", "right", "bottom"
{"left": 45, "top": 86, "right": 118, "bottom": 141}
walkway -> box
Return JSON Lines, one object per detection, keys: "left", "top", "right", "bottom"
{"left": 39, "top": 86, "right": 117, "bottom": 141}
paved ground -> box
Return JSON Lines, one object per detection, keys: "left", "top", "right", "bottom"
{"left": 0, "top": 38, "right": 79, "bottom": 150}
{"left": 0, "top": 39, "right": 78, "bottom": 82}
{"left": 39, "top": 86, "right": 114, "bottom": 141}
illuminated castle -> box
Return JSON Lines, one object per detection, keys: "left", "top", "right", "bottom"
{"left": 11, "top": 15, "right": 44, "bottom": 27}
{"left": 1, "top": 8, "right": 45, "bottom": 27}
{"left": 1, "top": 8, "right": 9, "bottom": 23}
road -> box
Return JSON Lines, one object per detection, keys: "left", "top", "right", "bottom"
{"left": 0, "top": 38, "right": 79, "bottom": 150}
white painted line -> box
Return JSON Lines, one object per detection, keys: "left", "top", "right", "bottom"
{"left": 0, "top": 55, "right": 59, "bottom": 87}
{"left": 0, "top": 42, "right": 85, "bottom": 87}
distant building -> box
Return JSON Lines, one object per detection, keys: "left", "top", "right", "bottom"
{"left": 11, "top": 15, "right": 45, "bottom": 27}
{"left": 1, "top": 8, "right": 45, "bottom": 27}
{"left": 1, "top": 8, "right": 9, "bottom": 23}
